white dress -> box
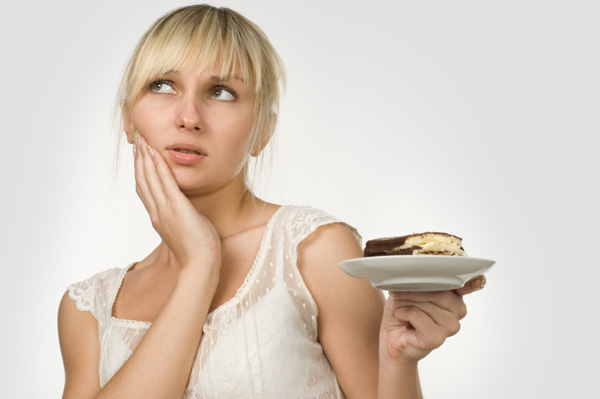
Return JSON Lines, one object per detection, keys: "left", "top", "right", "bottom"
{"left": 67, "top": 205, "right": 360, "bottom": 399}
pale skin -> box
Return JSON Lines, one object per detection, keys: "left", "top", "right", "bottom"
{"left": 58, "top": 67, "right": 484, "bottom": 399}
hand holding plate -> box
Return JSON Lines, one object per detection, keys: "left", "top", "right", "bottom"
{"left": 380, "top": 275, "right": 485, "bottom": 365}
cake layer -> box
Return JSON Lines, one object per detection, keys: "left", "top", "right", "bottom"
{"left": 364, "top": 232, "right": 466, "bottom": 257}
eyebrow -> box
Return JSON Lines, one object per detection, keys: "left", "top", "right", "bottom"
{"left": 158, "top": 70, "right": 244, "bottom": 84}
{"left": 209, "top": 75, "right": 244, "bottom": 83}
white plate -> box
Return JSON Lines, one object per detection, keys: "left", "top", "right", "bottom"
{"left": 339, "top": 255, "right": 495, "bottom": 291}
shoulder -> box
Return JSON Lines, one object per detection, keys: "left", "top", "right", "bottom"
{"left": 278, "top": 205, "right": 362, "bottom": 247}
{"left": 278, "top": 204, "right": 376, "bottom": 305}
{"left": 65, "top": 266, "right": 129, "bottom": 319}
{"left": 291, "top": 205, "right": 381, "bottom": 312}
{"left": 58, "top": 289, "right": 99, "bottom": 340}
{"left": 298, "top": 221, "right": 363, "bottom": 269}
{"left": 296, "top": 219, "right": 381, "bottom": 309}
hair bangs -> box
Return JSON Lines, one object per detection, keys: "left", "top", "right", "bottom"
{"left": 127, "top": 9, "right": 266, "bottom": 114}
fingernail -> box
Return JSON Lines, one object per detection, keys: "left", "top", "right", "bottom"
{"left": 146, "top": 145, "right": 155, "bottom": 158}
{"left": 132, "top": 143, "right": 136, "bottom": 157}
{"left": 135, "top": 132, "right": 142, "bottom": 151}
{"left": 135, "top": 132, "right": 141, "bottom": 150}
{"left": 479, "top": 275, "right": 487, "bottom": 289}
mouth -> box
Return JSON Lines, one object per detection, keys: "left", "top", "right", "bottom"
{"left": 168, "top": 143, "right": 205, "bottom": 155}
{"left": 173, "top": 148, "right": 202, "bottom": 155}
{"left": 167, "top": 143, "right": 206, "bottom": 165}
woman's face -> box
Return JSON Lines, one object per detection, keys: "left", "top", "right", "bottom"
{"left": 125, "top": 67, "right": 256, "bottom": 196}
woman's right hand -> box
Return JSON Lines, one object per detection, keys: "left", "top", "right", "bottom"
{"left": 134, "top": 134, "right": 220, "bottom": 268}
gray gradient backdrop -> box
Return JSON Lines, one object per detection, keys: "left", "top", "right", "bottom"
{"left": 1, "top": 0, "right": 598, "bottom": 397}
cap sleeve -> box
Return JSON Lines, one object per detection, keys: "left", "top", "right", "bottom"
{"left": 66, "top": 267, "right": 125, "bottom": 322}
{"left": 287, "top": 206, "right": 362, "bottom": 248}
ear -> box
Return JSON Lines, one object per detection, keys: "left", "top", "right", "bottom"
{"left": 122, "top": 113, "right": 136, "bottom": 144}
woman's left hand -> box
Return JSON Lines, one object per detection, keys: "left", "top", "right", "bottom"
{"left": 380, "top": 275, "right": 486, "bottom": 366}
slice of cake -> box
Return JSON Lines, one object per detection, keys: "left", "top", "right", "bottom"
{"left": 364, "top": 232, "right": 467, "bottom": 257}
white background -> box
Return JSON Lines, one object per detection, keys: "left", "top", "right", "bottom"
{"left": 1, "top": 0, "right": 598, "bottom": 397}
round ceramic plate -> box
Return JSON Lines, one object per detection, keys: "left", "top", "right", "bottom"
{"left": 339, "top": 255, "right": 495, "bottom": 291}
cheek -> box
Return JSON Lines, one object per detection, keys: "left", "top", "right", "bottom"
{"left": 222, "top": 134, "right": 252, "bottom": 167}
{"left": 131, "top": 120, "right": 168, "bottom": 149}
{"left": 129, "top": 98, "right": 170, "bottom": 135}
{"left": 221, "top": 111, "right": 255, "bottom": 153}
{"left": 129, "top": 107, "right": 148, "bottom": 132}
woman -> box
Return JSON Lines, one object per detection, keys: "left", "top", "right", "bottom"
{"left": 58, "top": 5, "right": 484, "bottom": 398}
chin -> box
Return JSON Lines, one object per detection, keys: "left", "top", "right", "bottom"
{"left": 170, "top": 169, "right": 204, "bottom": 194}
{"left": 175, "top": 178, "right": 207, "bottom": 196}
{"left": 171, "top": 167, "right": 245, "bottom": 197}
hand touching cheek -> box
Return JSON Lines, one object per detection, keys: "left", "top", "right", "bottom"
{"left": 134, "top": 134, "right": 221, "bottom": 268}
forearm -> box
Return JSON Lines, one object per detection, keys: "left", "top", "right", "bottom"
{"left": 96, "top": 265, "right": 219, "bottom": 399}
{"left": 377, "top": 357, "right": 423, "bottom": 399}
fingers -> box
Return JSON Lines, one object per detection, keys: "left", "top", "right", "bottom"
{"left": 392, "top": 306, "right": 452, "bottom": 350}
{"left": 384, "top": 296, "right": 454, "bottom": 353}
{"left": 137, "top": 135, "right": 181, "bottom": 197}
{"left": 383, "top": 277, "right": 487, "bottom": 362}
{"left": 140, "top": 136, "right": 167, "bottom": 207}
{"left": 389, "top": 290, "right": 467, "bottom": 318}
{"left": 134, "top": 134, "right": 180, "bottom": 227}
{"left": 454, "top": 275, "right": 486, "bottom": 297}
{"left": 386, "top": 289, "right": 470, "bottom": 350}
{"left": 134, "top": 134, "right": 157, "bottom": 215}
{"left": 391, "top": 298, "right": 463, "bottom": 338}
{"left": 151, "top": 144, "right": 181, "bottom": 195}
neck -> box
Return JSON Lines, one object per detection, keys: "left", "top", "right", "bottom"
{"left": 184, "top": 173, "right": 264, "bottom": 239}
{"left": 142, "top": 173, "right": 275, "bottom": 271}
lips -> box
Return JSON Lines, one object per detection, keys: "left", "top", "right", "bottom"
{"left": 168, "top": 142, "right": 205, "bottom": 154}
{"left": 173, "top": 148, "right": 201, "bottom": 155}
{"left": 167, "top": 143, "right": 206, "bottom": 165}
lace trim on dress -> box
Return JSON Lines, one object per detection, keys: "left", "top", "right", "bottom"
{"left": 289, "top": 206, "right": 361, "bottom": 249}
{"left": 67, "top": 267, "right": 124, "bottom": 321}
{"left": 67, "top": 278, "right": 94, "bottom": 313}
{"left": 109, "top": 263, "right": 152, "bottom": 328}
{"left": 204, "top": 205, "right": 285, "bottom": 324}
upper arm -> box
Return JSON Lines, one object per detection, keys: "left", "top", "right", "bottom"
{"left": 298, "top": 223, "right": 385, "bottom": 398}
{"left": 58, "top": 291, "right": 101, "bottom": 399}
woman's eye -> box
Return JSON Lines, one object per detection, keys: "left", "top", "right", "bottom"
{"left": 211, "top": 87, "right": 236, "bottom": 101}
{"left": 150, "top": 80, "right": 175, "bottom": 94}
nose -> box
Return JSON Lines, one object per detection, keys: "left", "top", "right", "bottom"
{"left": 175, "top": 95, "right": 203, "bottom": 132}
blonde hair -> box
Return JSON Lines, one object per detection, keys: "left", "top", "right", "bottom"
{"left": 117, "top": 4, "right": 285, "bottom": 185}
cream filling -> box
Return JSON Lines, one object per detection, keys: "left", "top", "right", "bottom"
{"left": 395, "top": 234, "right": 466, "bottom": 256}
